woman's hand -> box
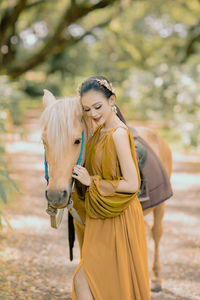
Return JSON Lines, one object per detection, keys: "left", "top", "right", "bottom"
{"left": 72, "top": 165, "right": 91, "bottom": 186}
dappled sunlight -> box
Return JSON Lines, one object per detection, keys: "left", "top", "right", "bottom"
{"left": 173, "top": 152, "right": 200, "bottom": 163}
{"left": 35, "top": 162, "right": 45, "bottom": 171}
{"left": 26, "top": 130, "right": 43, "bottom": 143}
{"left": 6, "top": 141, "right": 43, "bottom": 154}
{"left": 0, "top": 246, "right": 20, "bottom": 260}
{"left": 164, "top": 211, "right": 199, "bottom": 226}
{"left": 2, "top": 115, "right": 200, "bottom": 300}
{"left": 162, "top": 280, "right": 200, "bottom": 300}
{"left": 9, "top": 215, "right": 49, "bottom": 232}
{"left": 171, "top": 172, "right": 200, "bottom": 190}
{"left": 1, "top": 0, "right": 200, "bottom": 298}
{"left": 5, "top": 128, "right": 43, "bottom": 154}
{"left": 171, "top": 152, "right": 200, "bottom": 190}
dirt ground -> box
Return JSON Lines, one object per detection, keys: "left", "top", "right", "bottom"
{"left": 0, "top": 108, "right": 200, "bottom": 300}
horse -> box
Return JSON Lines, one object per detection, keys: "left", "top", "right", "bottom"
{"left": 40, "top": 89, "right": 172, "bottom": 292}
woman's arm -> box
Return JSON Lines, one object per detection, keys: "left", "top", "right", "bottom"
{"left": 112, "top": 127, "right": 139, "bottom": 193}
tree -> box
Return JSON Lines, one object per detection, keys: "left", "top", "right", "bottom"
{"left": 0, "top": 0, "right": 119, "bottom": 78}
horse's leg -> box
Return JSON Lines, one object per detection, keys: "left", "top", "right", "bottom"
{"left": 151, "top": 202, "right": 165, "bottom": 292}
{"left": 74, "top": 266, "right": 94, "bottom": 300}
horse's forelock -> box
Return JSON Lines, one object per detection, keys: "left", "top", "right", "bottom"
{"left": 41, "top": 97, "right": 82, "bottom": 160}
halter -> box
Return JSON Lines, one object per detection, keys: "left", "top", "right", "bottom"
{"left": 44, "top": 128, "right": 85, "bottom": 228}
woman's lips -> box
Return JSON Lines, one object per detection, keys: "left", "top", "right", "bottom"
{"left": 93, "top": 117, "right": 102, "bottom": 122}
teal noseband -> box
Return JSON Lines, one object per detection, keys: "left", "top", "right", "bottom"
{"left": 44, "top": 129, "right": 85, "bottom": 184}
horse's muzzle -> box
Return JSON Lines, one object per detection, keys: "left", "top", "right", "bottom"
{"left": 45, "top": 189, "right": 68, "bottom": 208}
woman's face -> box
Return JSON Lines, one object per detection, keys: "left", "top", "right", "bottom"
{"left": 81, "top": 90, "right": 114, "bottom": 126}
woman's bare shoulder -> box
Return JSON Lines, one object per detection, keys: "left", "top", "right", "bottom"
{"left": 112, "top": 126, "right": 129, "bottom": 140}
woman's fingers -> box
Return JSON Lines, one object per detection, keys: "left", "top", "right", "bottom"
{"left": 72, "top": 165, "right": 91, "bottom": 186}
{"left": 73, "top": 165, "right": 85, "bottom": 174}
{"left": 73, "top": 166, "right": 84, "bottom": 177}
{"left": 73, "top": 166, "right": 80, "bottom": 172}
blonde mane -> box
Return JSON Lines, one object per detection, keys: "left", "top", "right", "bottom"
{"left": 40, "top": 97, "right": 82, "bottom": 160}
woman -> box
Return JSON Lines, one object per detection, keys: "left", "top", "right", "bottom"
{"left": 71, "top": 76, "right": 151, "bottom": 300}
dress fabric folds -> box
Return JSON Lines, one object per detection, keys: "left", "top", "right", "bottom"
{"left": 72, "top": 125, "right": 151, "bottom": 300}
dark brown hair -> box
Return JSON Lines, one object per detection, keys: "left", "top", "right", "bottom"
{"left": 79, "top": 76, "right": 126, "bottom": 125}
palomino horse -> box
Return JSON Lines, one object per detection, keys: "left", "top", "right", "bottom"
{"left": 40, "top": 90, "right": 172, "bottom": 292}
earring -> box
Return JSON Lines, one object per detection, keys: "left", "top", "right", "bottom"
{"left": 112, "top": 105, "right": 117, "bottom": 114}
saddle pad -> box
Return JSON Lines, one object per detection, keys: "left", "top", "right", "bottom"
{"left": 129, "top": 127, "right": 173, "bottom": 210}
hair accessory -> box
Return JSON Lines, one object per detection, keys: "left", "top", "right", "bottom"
{"left": 77, "top": 78, "right": 115, "bottom": 95}
{"left": 95, "top": 79, "right": 115, "bottom": 94}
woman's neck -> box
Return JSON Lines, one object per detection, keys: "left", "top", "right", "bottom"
{"left": 103, "top": 114, "right": 125, "bottom": 130}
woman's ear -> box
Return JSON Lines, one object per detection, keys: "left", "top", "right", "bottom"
{"left": 108, "top": 95, "right": 116, "bottom": 107}
{"left": 43, "top": 89, "right": 56, "bottom": 107}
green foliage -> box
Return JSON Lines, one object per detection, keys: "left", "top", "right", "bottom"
{"left": 0, "top": 154, "right": 20, "bottom": 228}
{"left": 0, "top": 76, "right": 23, "bottom": 226}
{"left": 0, "top": 0, "right": 119, "bottom": 77}
{"left": 124, "top": 62, "right": 200, "bottom": 149}
{"left": 0, "top": 166, "right": 20, "bottom": 203}
{"left": 1, "top": 0, "right": 200, "bottom": 151}
{"left": 0, "top": 76, "right": 42, "bottom": 125}
{"left": 78, "top": 0, "right": 200, "bottom": 150}
{"left": 0, "top": 76, "right": 26, "bottom": 125}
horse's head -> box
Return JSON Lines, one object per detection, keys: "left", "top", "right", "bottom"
{"left": 40, "top": 89, "right": 83, "bottom": 209}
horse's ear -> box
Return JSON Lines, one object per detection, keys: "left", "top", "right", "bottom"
{"left": 43, "top": 89, "right": 56, "bottom": 107}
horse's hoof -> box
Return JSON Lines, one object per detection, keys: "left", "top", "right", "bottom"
{"left": 151, "top": 281, "right": 162, "bottom": 292}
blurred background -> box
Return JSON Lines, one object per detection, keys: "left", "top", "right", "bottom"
{"left": 0, "top": 0, "right": 200, "bottom": 299}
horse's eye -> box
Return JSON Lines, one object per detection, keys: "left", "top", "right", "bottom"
{"left": 74, "top": 139, "right": 81, "bottom": 145}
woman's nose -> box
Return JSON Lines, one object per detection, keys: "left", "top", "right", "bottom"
{"left": 89, "top": 109, "right": 97, "bottom": 117}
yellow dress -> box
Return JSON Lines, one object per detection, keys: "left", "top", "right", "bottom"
{"left": 72, "top": 125, "right": 150, "bottom": 300}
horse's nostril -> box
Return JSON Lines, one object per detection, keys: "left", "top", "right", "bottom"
{"left": 63, "top": 190, "right": 68, "bottom": 199}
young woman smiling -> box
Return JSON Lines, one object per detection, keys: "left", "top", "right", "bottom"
{"left": 71, "top": 76, "right": 150, "bottom": 300}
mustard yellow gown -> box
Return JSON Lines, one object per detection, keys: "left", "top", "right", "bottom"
{"left": 72, "top": 125, "right": 151, "bottom": 300}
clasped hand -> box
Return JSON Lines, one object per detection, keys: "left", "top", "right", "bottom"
{"left": 72, "top": 165, "right": 91, "bottom": 186}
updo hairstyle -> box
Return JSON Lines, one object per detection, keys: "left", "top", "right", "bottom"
{"left": 78, "top": 76, "right": 126, "bottom": 125}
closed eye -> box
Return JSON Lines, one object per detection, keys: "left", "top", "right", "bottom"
{"left": 83, "top": 105, "right": 102, "bottom": 112}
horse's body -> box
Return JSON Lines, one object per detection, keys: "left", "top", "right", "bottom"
{"left": 41, "top": 90, "right": 172, "bottom": 292}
